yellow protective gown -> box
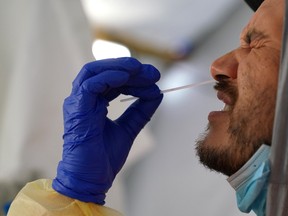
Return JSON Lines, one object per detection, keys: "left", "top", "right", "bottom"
{"left": 7, "top": 179, "right": 123, "bottom": 216}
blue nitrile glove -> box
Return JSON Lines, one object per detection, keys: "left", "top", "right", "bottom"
{"left": 52, "top": 57, "right": 163, "bottom": 205}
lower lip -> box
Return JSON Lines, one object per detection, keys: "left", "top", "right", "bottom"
{"left": 208, "top": 111, "right": 228, "bottom": 121}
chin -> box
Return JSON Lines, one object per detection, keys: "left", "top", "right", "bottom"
{"left": 195, "top": 127, "right": 263, "bottom": 176}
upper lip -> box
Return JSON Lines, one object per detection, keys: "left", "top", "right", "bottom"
{"left": 217, "top": 91, "right": 233, "bottom": 106}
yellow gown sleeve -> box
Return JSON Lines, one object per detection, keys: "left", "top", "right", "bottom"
{"left": 7, "top": 179, "right": 123, "bottom": 216}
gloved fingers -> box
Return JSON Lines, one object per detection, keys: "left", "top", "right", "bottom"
{"left": 115, "top": 93, "right": 163, "bottom": 139}
{"left": 121, "top": 84, "right": 162, "bottom": 100}
{"left": 72, "top": 57, "right": 142, "bottom": 92}
{"left": 80, "top": 70, "right": 130, "bottom": 94}
{"left": 62, "top": 95, "right": 109, "bottom": 143}
{"left": 63, "top": 71, "right": 129, "bottom": 116}
{"left": 103, "top": 81, "right": 162, "bottom": 102}
{"left": 103, "top": 84, "right": 162, "bottom": 102}
{"left": 103, "top": 64, "right": 161, "bottom": 101}
{"left": 80, "top": 66, "right": 161, "bottom": 101}
{"left": 124, "top": 64, "right": 161, "bottom": 87}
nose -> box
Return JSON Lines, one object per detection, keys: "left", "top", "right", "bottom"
{"left": 210, "top": 51, "right": 238, "bottom": 81}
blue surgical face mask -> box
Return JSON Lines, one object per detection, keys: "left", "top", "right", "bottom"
{"left": 227, "top": 145, "right": 271, "bottom": 216}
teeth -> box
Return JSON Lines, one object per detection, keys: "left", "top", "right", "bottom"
{"left": 221, "top": 104, "right": 225, "bottom": 111}
{"left": 222, "top": 104, "right": 231, "bottom": 111}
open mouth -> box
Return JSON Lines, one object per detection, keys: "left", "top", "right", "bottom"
{"left": 218, "top": 91, "right": 234, "bottom": 112}
{"left": 222, "top": 104, "right": 232, "bottom": 112}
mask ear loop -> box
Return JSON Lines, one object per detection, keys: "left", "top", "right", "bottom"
{"left": 266, "top": 0, "right": 288, "bottom": 215}
{"left": 120, "top": 80, "right": 214, "bottom": 102}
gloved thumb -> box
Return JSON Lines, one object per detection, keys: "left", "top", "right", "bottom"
{"left": 115, "top": 94, "right": 163, "bottom": 139}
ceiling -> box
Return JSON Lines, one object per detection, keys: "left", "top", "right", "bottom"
{"left": 81, "top": 0, "right": 242, "bottom": 60}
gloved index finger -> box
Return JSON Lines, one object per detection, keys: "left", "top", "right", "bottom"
{"left": 124, "top": 64, "right": 161, "bottom": 87}
{"left": 81, "top": 70, "right": 130, "bottom": 94}
{"left": 72, "top": 57, "right": 142, "bottom": 91}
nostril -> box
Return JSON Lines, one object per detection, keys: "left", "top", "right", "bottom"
{"left": 215, "top": 74, "right": 230, "bottom": 82}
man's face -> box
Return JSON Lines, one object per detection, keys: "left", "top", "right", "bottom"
{"left": 196, "top": 0, "right": 284, "bottom": 176}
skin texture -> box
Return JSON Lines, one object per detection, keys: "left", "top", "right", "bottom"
{"left": 196, "top": 0, "right": 284, "bottom": 176}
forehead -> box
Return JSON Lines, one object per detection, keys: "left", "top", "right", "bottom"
{"left": 241, "top": 0, "right": 284, "bottom": 44}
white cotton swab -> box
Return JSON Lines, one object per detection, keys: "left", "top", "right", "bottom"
{"left": 120, "top": 79, "right": 215, "bottom": 102}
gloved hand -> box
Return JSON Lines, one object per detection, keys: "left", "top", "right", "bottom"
{"left": 52, "top": 57, "right": 163, "bottom": 205}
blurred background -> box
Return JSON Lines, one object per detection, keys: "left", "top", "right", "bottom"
{"left": 0, "top": 0, "right": 254, "bottom": 215}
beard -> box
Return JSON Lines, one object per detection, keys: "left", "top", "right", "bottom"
{"left": 195, "top": 79, "right": 275, "bottom": 176}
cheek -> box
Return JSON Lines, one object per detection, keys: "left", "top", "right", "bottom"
{"left": 251, "top": 49, "right": 279, "bottom": 85}
{"left": 237, "top": 49, "right": 279, "bottom": 98}
{"left": 233, "top": 69, "right": 277, "bottom": 145}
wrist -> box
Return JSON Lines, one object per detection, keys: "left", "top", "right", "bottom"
{"left": 52, "top": 161, "right": 109, "bottom": 205}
